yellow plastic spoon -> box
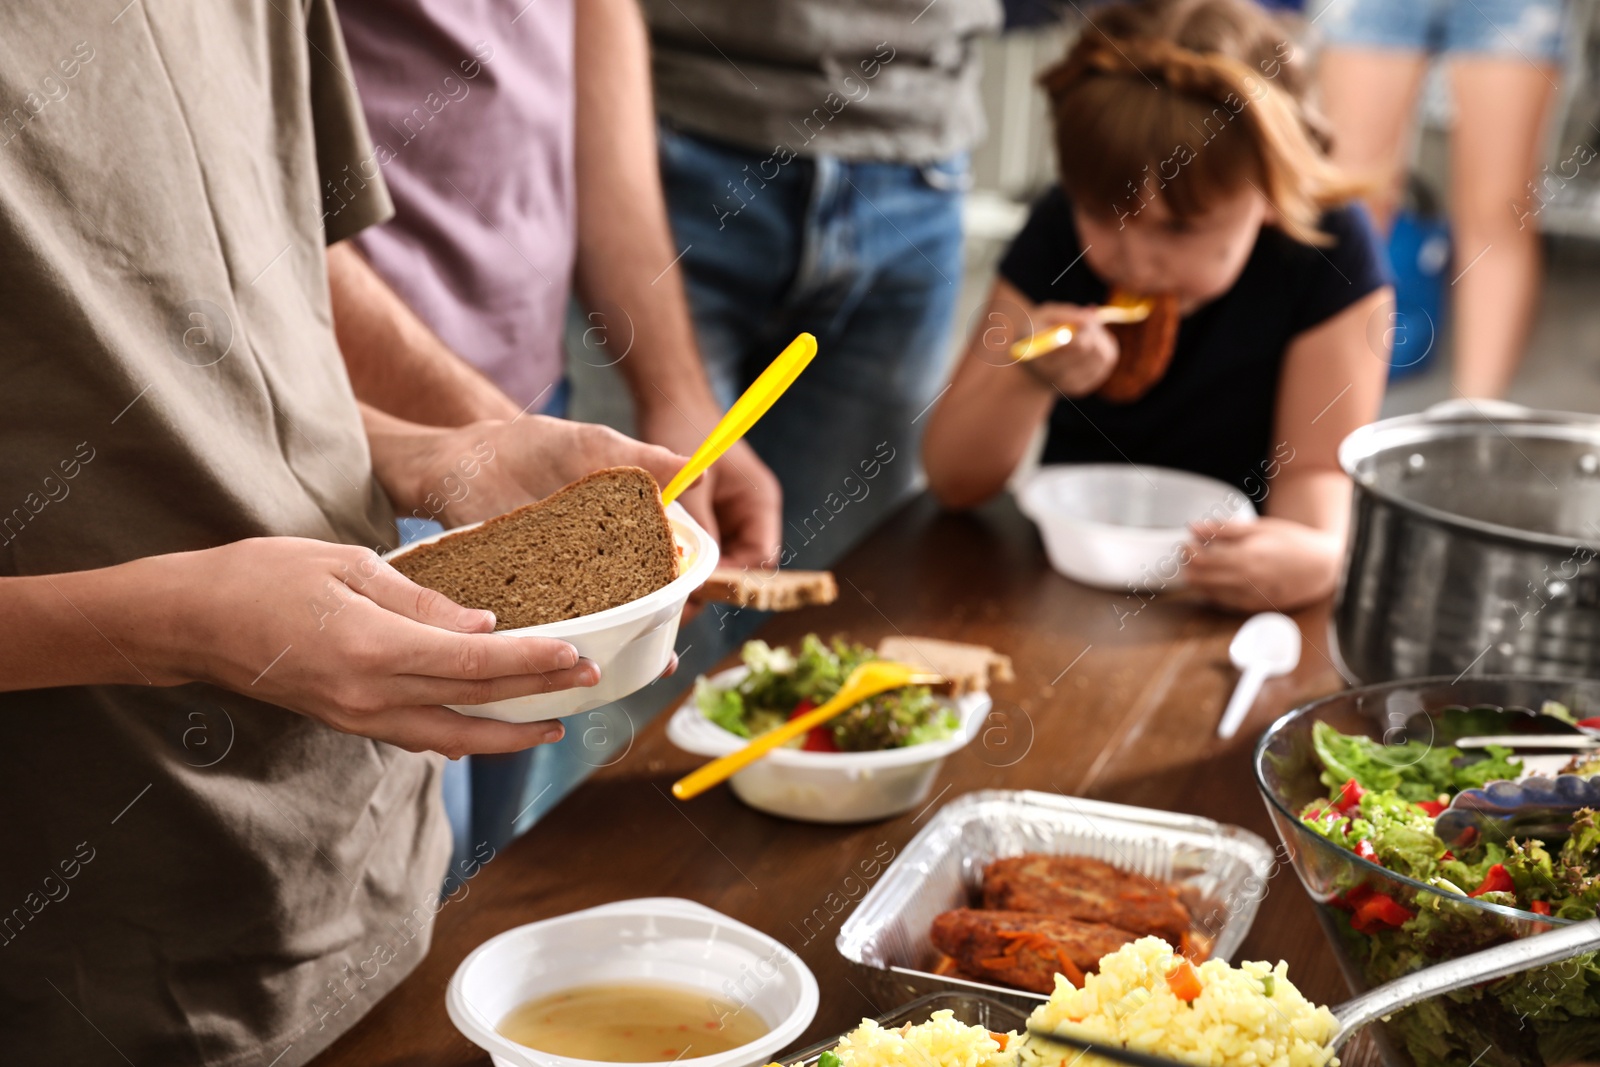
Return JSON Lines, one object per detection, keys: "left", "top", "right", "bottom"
{"left": 660, "top": 332, "right": 818, "bottom": 506}
{"left": 1008, "top": 297, "right": 1154, "bottom": 362}
{"left": 671, "top": 660, "right": 944, "bottom": 801}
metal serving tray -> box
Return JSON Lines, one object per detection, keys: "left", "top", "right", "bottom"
{"left": 835, "top": 789, "right": 1278, "bottom": 1013}
{"left": 770, "top": 992, "right": 1030, "bottom": 1066}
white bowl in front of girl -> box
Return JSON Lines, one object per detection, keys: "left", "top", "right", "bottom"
{"left": 666, "top": 666, "right": 991, "bottom": 823}
{"left": 1017, "top": 464, "right": 1256, "bottom": 591}
{"left": 382, "top": 501, "right": 720, "bottom": 723}
{"left": 447, "top": 897, "right": 818, "bottom": 1067}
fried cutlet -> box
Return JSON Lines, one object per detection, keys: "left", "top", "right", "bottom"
{"left": 930, "top": 909, "right": 1140, "bottom": 994}
{"left": 981, "top": 853, "right": 1191, "bottom": 946}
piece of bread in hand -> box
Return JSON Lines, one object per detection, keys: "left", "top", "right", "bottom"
{"left": 699, "top": 567, "right": 838, "bottom": 611}
{"left": 389, "top": 466, "right": 678, "bottom": 630}
{"left": 876, "top": 635, "right": 1014, "bottom": 696}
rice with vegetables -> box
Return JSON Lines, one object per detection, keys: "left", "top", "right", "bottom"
{"left": 1023, "top": 938, "right": 1338, "bottom": 1067}
{"left": 813, "top": 1010, "right": 1016, "bottom": 1067}
{"left": 793, "top": 940, "right": 1335, "bottom": 1067}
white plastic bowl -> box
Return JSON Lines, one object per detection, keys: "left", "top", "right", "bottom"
{"left": 447, "top": 897, "right": 818, "bottom": 1067}
{"left": 666, "top": 666, "right": 991, "bottom": 823}
{"left": 382, "top": 502, "right": 719, "bottom": 722}
{"left": 1016, "top": 464, "right": 1255, "bottom": 591}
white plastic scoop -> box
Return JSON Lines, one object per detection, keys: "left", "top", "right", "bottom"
{"left": 1216, "top": 612, "right": 1301, "bottom": 740}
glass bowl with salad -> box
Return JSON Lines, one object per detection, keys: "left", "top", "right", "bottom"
{"left": 665, "top": 635, "right": 990, "bottom": 823}
{"left": 1255, "top": 676, "right": 1600, "bottom": 1067}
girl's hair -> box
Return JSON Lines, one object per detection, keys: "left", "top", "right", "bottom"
{"left": 1041, "top": 0, "right": 1362, "bottom": 245}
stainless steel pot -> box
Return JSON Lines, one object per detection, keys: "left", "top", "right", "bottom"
{"left": 1335, "top": 402, "right": 1600, "bottom": 683}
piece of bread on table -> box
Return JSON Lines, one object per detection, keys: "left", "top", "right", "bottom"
{"left": 698, "top": 567, "right": 837, "bottom": 611}
{"left": 876, "top": 635, "right": 1014, "bottom": 695}
{"left": 390, "top": 466, "right": 678, "bottom": 630}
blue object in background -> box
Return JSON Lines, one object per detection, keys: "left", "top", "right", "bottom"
{"left": 1384, "top": 207, "right": 1451, "bottom": 381}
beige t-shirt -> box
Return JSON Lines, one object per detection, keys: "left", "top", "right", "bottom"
{"left": 0, "top": 2, "right": 450, "bottom": 1064}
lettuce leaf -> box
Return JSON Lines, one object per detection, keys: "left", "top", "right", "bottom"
{"left": 1311, "top": 720, "right": 1521, "bottom": 801}
{"left": 695, "top": 676, "right": 749, "bottom": 738}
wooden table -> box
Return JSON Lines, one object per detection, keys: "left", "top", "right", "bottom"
{"left": 316, "top": 493, "right": 1353, "bottom": 1066}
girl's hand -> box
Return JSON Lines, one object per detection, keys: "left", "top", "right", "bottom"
{"left": 1185, "top": 517, "right": 1342, "bottom": 613}
{"left": 1019, "top": 304, "right": 1120, "bottom": 397}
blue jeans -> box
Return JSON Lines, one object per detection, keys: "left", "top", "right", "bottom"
{"left": 659, "top": 124, "right": 967, "bottom": 568}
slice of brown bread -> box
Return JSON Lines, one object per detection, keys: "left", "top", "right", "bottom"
{"left": 876, "top": 635, "right": 1014, "bottom": 696}
{"left": 390, "top": 466, "right": 680, "bottom": 630}
{"left": 698, "top": 567, "right": 838, "bottom": 610}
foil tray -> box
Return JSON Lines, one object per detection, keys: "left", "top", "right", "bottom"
{"left": 834, "top": 789, "right": 1278, "bottom": 1013}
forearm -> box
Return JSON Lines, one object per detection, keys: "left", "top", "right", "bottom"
{"left": 572, "top": 0, "right": 719, "bottom": 429}
{"left": 328, "top": 241, "right": 520, "bottom": 427}
{"left": 925, "top": 357, "right": 1054, "bottom": 508}
{"left": 0, "top": 560, "right": 190, "bottom": 691}
{"left": 1265, "top": 291, "right": 1388, "bottom": 541}
{"left": 1265, "top": 466, "right": 1352, "bottom": 540}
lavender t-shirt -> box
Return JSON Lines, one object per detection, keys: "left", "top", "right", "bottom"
{"left": 337, "top": 0, "right": 574, "bottom": 411}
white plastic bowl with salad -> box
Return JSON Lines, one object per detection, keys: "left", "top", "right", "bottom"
{"left": 666, "top": 636, "right": 991, "bottom": 823}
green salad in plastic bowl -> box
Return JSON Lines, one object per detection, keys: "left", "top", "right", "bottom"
{"left": 693, "top": 635, "right": 958, "bottom": 753}
{"left": 666, "top": 635, "right": 987, "bottom": 823}
{"left": 1255, "top": 677, "right": 1600, "bottom": 1067}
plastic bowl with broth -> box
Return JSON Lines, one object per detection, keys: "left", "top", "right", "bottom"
{"left": 447, "top": 898, "right": 818, "bottom": 1067}
{"left": 496, "top": 982, "right": 768, "bottom": 1062}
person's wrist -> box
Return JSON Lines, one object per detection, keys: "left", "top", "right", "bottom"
{"left": 426, "top": 419, "right": 531, "bottom": 529}
{"left": 632, "top": 385, "right": 720, "bottom": 449}
{"left": 1018, "top": 354, "right": 1065, "bottom": 395}
{"left": 369, "top": 418, "right": 477, "bottom": 522}
{"left": 1312, "top": 530, "right": 1343, "bottom": 598}
{"left": 77, "top": 552, "right": 202, "bottom": 687}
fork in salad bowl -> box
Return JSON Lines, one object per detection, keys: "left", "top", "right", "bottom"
{"left": 671, "top": 660, "right": 944, "bottom": 801}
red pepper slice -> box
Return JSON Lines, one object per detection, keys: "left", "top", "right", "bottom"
{"left": 1416, "top": 800, "right": 1446, "bottom": 817}
{"left": 1333, "top": 778, "right": 1365, "bottom": 814}
{"left": 1577, "top": 717, "right": 1600, "bottom": 729}
{"left": 1350, "top": 891, "right": 1415, "bottom": 934}
{"left": 1355, "top": 839, "right": 1379, "bottom": 864}
{"left": 1469, "top": 864, "right": 1515, "bottom": 898}
{"left": 1440, "top": 850, "right": 1455, "bottom": 862}
{"left": 1531, "top": 900, "right": 1552, "bottom": 916}
{"left": 1334, "top": 884, "right": 1374, "bottom": 912}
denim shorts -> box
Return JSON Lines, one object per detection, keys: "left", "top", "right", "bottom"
{"left": 1314, "top": 0, "right": 1567, "bottom": 62}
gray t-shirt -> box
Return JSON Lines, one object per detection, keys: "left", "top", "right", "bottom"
{"left": 643, "top": 0, "right": 1003, "bottom": 163}
{"left": 0, "top": 1, "right": 449, "bottom": 1064}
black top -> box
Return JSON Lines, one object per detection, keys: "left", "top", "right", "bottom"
{"left": 999, "top": 189, "right": 1389, "bottom": 496}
